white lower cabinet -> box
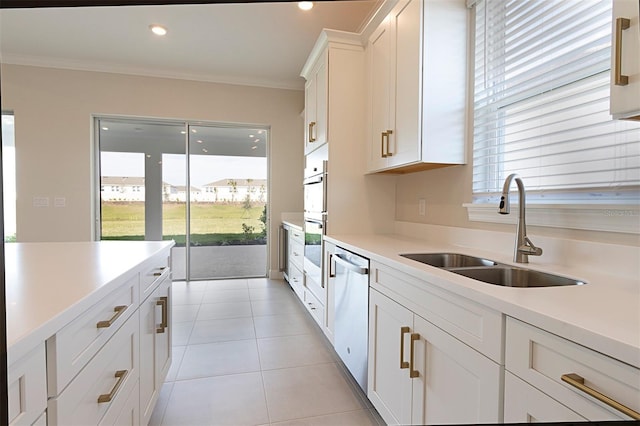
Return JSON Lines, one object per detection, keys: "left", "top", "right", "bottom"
{"left": 139, "top": 274, "right": 172, "bottom": 425}
{"left": 323, "top": 241, "right": 336, "bottom": 344}
{"left": 368, "top": 289, "right": 501, "bottom": 425}
{"left": 504, "top": 371, "right": 585, "bottom": 423}
{"left": 7, "top": 344, "right": 47, "bottom": 425}
{"left": 47, "top": 312, "right": 139, "bottom": 425}
{"left": 505, "top": 317, "right": 640, "bottom": 421}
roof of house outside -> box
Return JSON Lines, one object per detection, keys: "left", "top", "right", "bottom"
{"left": 174, "top": 185, "right": 201, "bottom": 192}
{"left": 101, "top": 176, "right": 146, "bottom": 186}
{"left": 202, "top": 178, "right": 267, "bottom": 187}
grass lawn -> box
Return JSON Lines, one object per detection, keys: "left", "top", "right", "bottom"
{"left": 101, "top": 202, "right": 266, "bottom": 245}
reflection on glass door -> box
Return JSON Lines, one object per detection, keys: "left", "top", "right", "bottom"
{"left": 98, "top": 118, "right": 187, "bottom": 280}
{"left": 188, "top": 125, "right": 268, "bottom": 279}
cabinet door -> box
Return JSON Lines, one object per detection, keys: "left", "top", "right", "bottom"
{"left": 410, "top": 314, "right": 501, "bottom": 425}
{"left": 368, "top": 289, "right": 413, "bottom": 425}
{"left": 323, "top": 241, "right": 336, "bottom": 344}
{"left": 610, "top": 0, "right": 640, "bottom": 119}
{"left": 155, "top": 277, "right": 172, "bottom": 385}
{"left": 304, "top": 77, "right": 317, "bottom": 153}
{"left": 504, "top": 372, "right": 586, "bottom": 423}
{"left": 139, "top": 276, "right": 172, "bottom": 425}
{"left": 305, "top": 55, "right": 328, "bottom": 155}
{"left": 368, "top": 16, "right": 392, "bottom": 171}
{"left": 387, "top": 0, "right": 421, "bottom": 168}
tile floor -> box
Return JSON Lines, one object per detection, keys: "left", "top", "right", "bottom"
{"left": 150, "top": 277, "right": 384, "bottom": 426}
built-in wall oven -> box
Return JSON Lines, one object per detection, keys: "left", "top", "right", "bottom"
{"left": 303, "top": 161, "right": 327, "bottom": 291}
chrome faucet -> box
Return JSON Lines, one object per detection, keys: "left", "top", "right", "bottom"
{"left": 499, "top": 173, "right": 543, "bottom": 263}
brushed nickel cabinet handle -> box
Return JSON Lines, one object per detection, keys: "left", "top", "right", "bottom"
{"left": 153, "top": 272, "right": 162, "bottom": 277}
{"left": 381, "top": 132, "right": 388, "bottom": 158}
{"left": 156, "top": 296, "right": 168, "bottom": 333}
{"left": 97, "top": 370, "right": 128, "bottom": 403}
{"left": 561, "top": 373, "right": 640, "bottom": 420}
{"left": 96, "top": 305, "right": 127, "bottom": 329}
{"left": 409, "top": 333, "right": 420, "bottom": 378}
{"left": 614, "top": 17, "right": 630, "bottom": 86}
{"left": 400, "top": 326, "right": 410, "bottom": 369}
{"left": 309, "top": 122, "right": 317, "bottom": 143}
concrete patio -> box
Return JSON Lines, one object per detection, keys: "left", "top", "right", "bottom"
{"left": 170, "top": 245, "right": 268, "bottom": 280}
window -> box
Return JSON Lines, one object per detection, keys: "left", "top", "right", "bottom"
{"left": 2, "top": 112, "right": 17, "bottom": 242}
{"left": 471, "top": 0, "right": 640, "bottom": 208}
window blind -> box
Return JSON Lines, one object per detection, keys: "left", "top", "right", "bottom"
{"left": 472, "top": 0, "right": 640, "bottom": 204}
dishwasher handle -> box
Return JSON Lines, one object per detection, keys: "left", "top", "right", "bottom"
{"left": 333, "top": 253, "right": 369, "bottom": 275}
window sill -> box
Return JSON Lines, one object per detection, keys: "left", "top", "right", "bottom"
{"left": 463, "top": 203, "right": 640, "bottom": 234}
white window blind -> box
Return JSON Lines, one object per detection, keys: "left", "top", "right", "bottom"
{"left": 472, "top": 0, "right": 640, "bottom": 205}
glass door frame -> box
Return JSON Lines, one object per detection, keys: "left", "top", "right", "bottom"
{"left": 93, "top": 115, "right": 271, "bottom": 281}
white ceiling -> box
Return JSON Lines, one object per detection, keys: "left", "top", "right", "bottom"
{"left": 0, "top": 1, "right": 380, "bottom": 90}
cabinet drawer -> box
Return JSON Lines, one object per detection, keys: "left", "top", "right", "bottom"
{"left": 140, "top": 252, "right": 170, "bottom": 302}
{"left": 305, "top": 271, "right": 325, "bottom": 306}
{"left": 47, "top": 274, "right": 138, "bottom": 397}
{"left": 8, "top": 344, "right": 47, "bottom": 425}
{"left": 288, "top": 262, "right": 304, "bottom": 300}
{"left": 48, "top": 312, "right": 139, "bottom": 426}
{"left": 371, "top": 261, "right": 503, "bottom": 362}
{"left": 506, "top": 317, "right": 640, "bottom": 421}
{"left": 504, "top": 371, "right": 585, "bottom": 423}
{"left": 303, "top": 287, "right": 324, "bottom": 328}
{"left": 289, "top": 239, "right": 304, "bottom": 271}
{"left": 99, "top": 379, "right": 139, "bottom": 426}
{"left": 290, "top": 228, "right": 304, "bottom": 242}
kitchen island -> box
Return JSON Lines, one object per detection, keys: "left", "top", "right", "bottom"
{"left": 6, "top": 240, "right": 174, "bottom": 425}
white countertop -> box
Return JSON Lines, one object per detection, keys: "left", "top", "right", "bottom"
{"left": 325, "top": 233, "right": 640, "bottom": 368}
{"left": 5, "top": 240, "right": 174, "bottom": 362}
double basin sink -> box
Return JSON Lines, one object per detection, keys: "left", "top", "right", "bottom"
{"left": 400, "top": 253, "right": 586, "bottom": 288}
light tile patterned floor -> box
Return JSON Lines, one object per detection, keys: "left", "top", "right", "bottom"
{"left": 150, "top": 278, "right": 384, "bottom": 426}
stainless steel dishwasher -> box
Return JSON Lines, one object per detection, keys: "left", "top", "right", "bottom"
{"left": 332, "top": 246, "right": 370, "bottom": 392}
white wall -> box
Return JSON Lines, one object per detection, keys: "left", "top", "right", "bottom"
{"left": 394, "top": 157, "right": 640, "bottom": 247}
{"left": 0, "top": 63, "right": 304, "bottom": 273}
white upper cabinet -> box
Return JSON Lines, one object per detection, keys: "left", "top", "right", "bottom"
{"left": 610, "top": 0, "right": 640, "bottom": 120}
{"left": 304, "top": 52, "right": 328, "bottom": 155}
{"left": 366, "top": 0, "right": 467, "bottom": 173}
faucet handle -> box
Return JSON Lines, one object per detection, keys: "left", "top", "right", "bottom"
{"left": 519, "top": 236, "right": 543, "bottom": 256}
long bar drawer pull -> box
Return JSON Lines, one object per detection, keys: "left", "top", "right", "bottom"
{"left": 409, "top": 333, "right": 420, "bottom": 378}
{"left": 400, "top": 327, "right": 410, "bottom": 369}
{"left": 561, "top": 373, "right": 640, "bottom": 420}
{"left": 97, "top": 370, "right": 128, "bottom": 403}
{"left": 96, "top": 305, "right": 127, "bottom": 329}
{"left": 156, "top": 296, "right": 168, "bottom": 333}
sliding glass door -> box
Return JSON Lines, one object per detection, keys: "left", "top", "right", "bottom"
{"left": 97, "top": 117, "right": 268, "bottom": 281}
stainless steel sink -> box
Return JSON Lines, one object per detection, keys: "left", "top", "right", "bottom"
{"left": 449, "top": 266, "right": 586, "bottom": 288}
{"left": 400, "top": 253, "right": 497, "bottom": 268}
{"left": 400, "top": 252, "right": 586, "bottom": 288}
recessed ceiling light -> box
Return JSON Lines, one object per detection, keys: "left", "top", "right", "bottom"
{"left": 180, "top": 130, "right": 187, "bottom": 134}
{"left": 101, "top": 126, "right": 109, "bottom": 131}
{"left": 249, "top": 134, "right": 255, "bottom": 138}
{"left": 251, "top": 146, "right": 258, "bottom": 150}
{"left": 149, "top": 24, "right": 168, "bottom": 36}
{"left": 197, "top": 140, "right": 203, "bottom": 144}
{"left": 254, "top": 138, "right": 260, "bottom": 143}
{"left": 191, "top": 129, "right": 197, "bottom": 133}
{"left": 298, "top": 1, "right": 313, "bottom": 11}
